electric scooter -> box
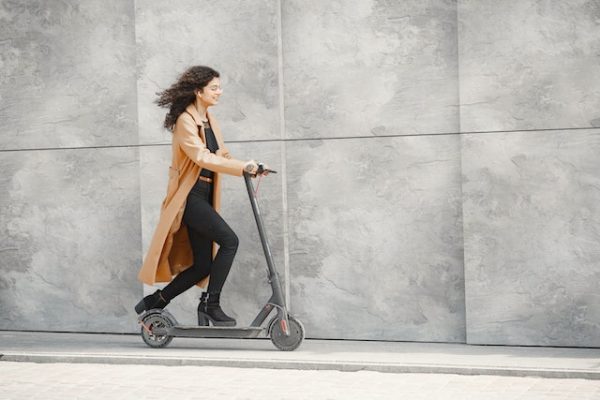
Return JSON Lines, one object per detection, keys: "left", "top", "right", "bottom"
{"left": 137, "top": 167, "right": 305, "bottom": 351}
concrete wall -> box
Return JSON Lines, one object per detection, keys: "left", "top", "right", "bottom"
{"left": 1, "top": 0, "right": 598, "bottom": 346}
{"left": 459, "top": 0, "right": 600, "bottom": 347}
{"left": 282, "top": 0, "right": 465, "bottom": 342}
{"left": 0, "top": 0, "right": 140, "bottom": 332}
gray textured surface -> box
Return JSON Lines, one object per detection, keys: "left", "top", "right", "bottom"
{"left": 286, "top": 136, "right": 465, "bottom": 342}
{"left": 462, "top": 129, "right": 600, "bottom": 347}
{"left": 139, "top": 141, "right": 285, "bottom": 327}
{"left": 5, "top": 362, "right": 600, "bottom": 399}
{"left": 282, "top": 0, "right": 459, "bottom": 139}
{"left": 458, "top": 0, "right": 600, "bottom": 132}
{"left": 2, "top": 0, "right": 598, "bottom": 346}
{"left": 0, "top": 0, "right": 138, "bottom": 150}
{"left": 135, "top": 0, "right": 281, "bottom": 145}
{"left": 139, "top": 145, "right": 171, "bottom": 257}
{"left": 0, "top": 147, "right": 142, "bottom": 332}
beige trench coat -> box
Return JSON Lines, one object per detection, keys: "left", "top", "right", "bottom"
{"left": 138, "top": 103, "right": 247, "bottom": 288}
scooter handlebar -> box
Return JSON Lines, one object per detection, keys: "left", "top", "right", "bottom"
{"left": 257, "top": 163, "right": 277, "bottom": 175}
{"left": 244, "top": 163, "right": 277, "bottom": 177}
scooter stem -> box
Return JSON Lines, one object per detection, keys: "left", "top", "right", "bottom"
{"left": 243, "top": 172, "right": 287, "bottom": 311}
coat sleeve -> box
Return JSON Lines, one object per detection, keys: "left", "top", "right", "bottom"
{"left": 221, "top": 145, "right": 232, "bottom": 159}
{"left": 173, "top": 113, "right": 246, "bottom": 176}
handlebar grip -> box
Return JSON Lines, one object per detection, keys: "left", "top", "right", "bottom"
{"left": 243, "top": 170, "right": 277, "bottom": 178}
{"left": 257, "top": 163, "right": 277, "bottom": 174}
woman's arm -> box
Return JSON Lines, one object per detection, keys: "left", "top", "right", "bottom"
{"left": 173, "top": 113, "right": 249, "bottom": 176}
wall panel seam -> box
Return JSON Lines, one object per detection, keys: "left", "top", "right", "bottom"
{"left": 3, "top": 126, "right": 598, "bottom": 153}
{"left": 276, "top": 0, "right": 291, "bottom": 310}
{"left": 456, "top": 0, "right": 468, "bottom": 345}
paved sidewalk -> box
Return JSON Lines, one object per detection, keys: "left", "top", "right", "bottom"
{"left": 2, "top": 361, "right": 600, "bottom": 400}
{"left": 1, "top": 330, "right": 600, "bottom": 379}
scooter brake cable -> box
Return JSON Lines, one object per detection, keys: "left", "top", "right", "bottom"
{"left": 254, "top": 173, "right": 263, "bottom": 197}
{"left": 139, "top": 319, "right": 153, "bottom": 334}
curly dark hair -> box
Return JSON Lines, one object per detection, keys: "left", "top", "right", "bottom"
{"left": 155, "top": 65, "right": 220, "bottom": 130}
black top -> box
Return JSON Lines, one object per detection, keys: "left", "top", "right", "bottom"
{"left": 199, "top": 121, "right": 219, "bottom": 180}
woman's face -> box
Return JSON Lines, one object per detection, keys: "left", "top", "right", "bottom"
{"left": 196, "top": 77, "right": 222, "bottom": 107}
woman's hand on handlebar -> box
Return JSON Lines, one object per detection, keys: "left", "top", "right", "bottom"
{"left": 244, "top": 160, "right": 259, "bottom": 176}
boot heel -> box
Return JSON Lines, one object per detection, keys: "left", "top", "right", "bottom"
{"left": 203, "top": 291, "right": 237, "bottom": 327}
{"left": 198, "top": 314, "right": 210, "bottom": 326}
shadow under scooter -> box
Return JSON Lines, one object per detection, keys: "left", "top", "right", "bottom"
{"left": 138, "top": 170, "right": 304, "bottom": 351}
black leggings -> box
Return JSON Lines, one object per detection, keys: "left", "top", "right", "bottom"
{"left": 161, "top": 179, "right": 239, "bottom": 301}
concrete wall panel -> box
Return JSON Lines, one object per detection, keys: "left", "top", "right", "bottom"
{"left": 135, "top": 0, "right": 281, "bottom": 145}
{"left": 282, "top": 0, "right": 459, "bottom": 139}
{"left": 462, "top": 129, "right": 600, "bottom": 346}
{"left": 286, "top": 136, "right": 465, "bottom": 341}
{"left": 458, "top": 0, "right": 600, "bottom": 132}
{"left": 0, "top": 0, "right": 138, "bottom": 150}
{"left": 0, "top": 147, "right": 142, "bottom": 332}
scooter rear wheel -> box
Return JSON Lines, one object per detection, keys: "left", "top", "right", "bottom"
{"left": 269, "top": 315, "right": 305, "bottom": 351}
{"left": 140, "top": 312, "right": 174, "bottom": 348}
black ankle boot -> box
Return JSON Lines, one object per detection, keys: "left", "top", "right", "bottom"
{"left": 134, "top": 289, "right": 169, "bottom": 314}
{"left": 197, "top": 292, "right": 236, "bottom": 327}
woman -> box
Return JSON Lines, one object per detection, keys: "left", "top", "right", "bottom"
{"left": 135, "top": 65, "right": 268, "bottom": 326}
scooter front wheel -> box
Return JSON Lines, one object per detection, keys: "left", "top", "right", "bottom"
{"left": 140, "top": 311, "right": 174, "bottom": 348}
{"left": 269, "top": 315, "right": 305, "bottom": 351}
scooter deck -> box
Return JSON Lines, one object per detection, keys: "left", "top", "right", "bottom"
{"left": 161, "top": 325, "right": 264, "bottom": 339}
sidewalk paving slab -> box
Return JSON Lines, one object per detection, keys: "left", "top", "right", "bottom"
{"left": 1, "top": 330, "right": 600, "bottom": 380}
